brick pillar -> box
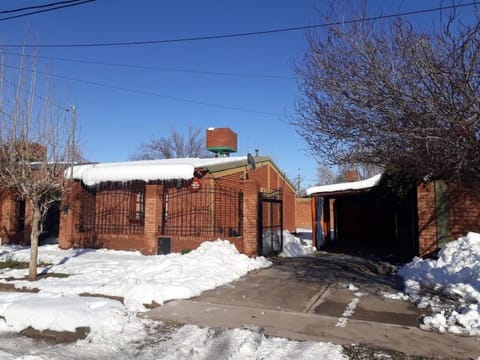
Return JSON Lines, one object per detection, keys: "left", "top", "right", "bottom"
{"left": 311, "top": 196, "right": 317, "bottom": 248}
{"left": 1, "top": 192, "right": 25, "bottom": 244}
{"left": 0, "top": 191, "right": 3, "bottom": 243}
{"left": 0, "top": 191, "right": 10, "bottom": 244}
{"left": 417, "top": 182, "right": 437, "bottom": 256}
{"left": 143, "top": 184, "right": 161, "bottom": 255}
{"left": 59, "top": 180, "right": 82, "bottom": 249}
{"left": 242, "top": 181, "right": 259, "bottom": 256}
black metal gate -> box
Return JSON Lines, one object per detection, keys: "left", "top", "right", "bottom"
{"left": 159, "top": 185, "right": 243, "bottom": 238}
{"left": 76, "top": 182, "right": 146, "bottom": 247}
{"left": 258, "top": 189, "right": 283, "bottom": 256}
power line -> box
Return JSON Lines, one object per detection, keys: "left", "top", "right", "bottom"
{"left": 0, "top": 2, "right": 477, "bottom": 47}
{"left": 1, "top": 77, "right": 71, "bottom": 112}
{"left": 0, "top": 0, "right": 88, "bottom": 14}
{"left": 0, "top": 0, "right": 95, "bottom": 22}
{"left": 2, "top": 63, "right": 282, "bottom": 117}
{"left": 2, "top": 51, "right": 297, "bottom": 80}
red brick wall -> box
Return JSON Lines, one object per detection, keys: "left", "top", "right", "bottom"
{"left": 0, "top": 191, "right": 3, "bottom": 242}
{"left": 344, "top": 170, "right": 360, "bottom": 182}
{"left": 417, "top": 183, "right": 438, "bottom": 256}
{"left": 188, "top": 175, "right": 255, "bottom": 255}
{"left": 283, "top": 188, "right": 296, "bottom": 232}
{"left": 0, "top": 191, "right": 15, "bottom": 242}
{"left": 248, "top": 163, "right": 296, "bottom": 232}
{"left": 162, "top": 185, "right": 212, "bottom": 236}
{"left": 97, "top": 234, "right": 146, "bottom": 252}
{"left": 59, "top": 182, "right": 157, "bottom": 254}
{"left": 0, "top": 165, "right": 68, "bottom": 245}
{"left": 171, "top": 236, "right": 244, "bottom": 254}
{"left": 214, "top": 171, "right": 244, "bottom": 188}
{"left": 59, "top": 160, "right": 295, "bottom": 257}
{"left": 11, "top": 142, "right": 47, "bottom": 162}
{"left": 59, "top": 180, "right": 82, "bottom": 250}
{"left": 143, "top": 184, "right": 162, "bottom": 254}
{"left": 447, "top": 184, "right": 480, "bottom": 240}
{"left": 416, "top": 182, "right": 480, "bottom": 257}
{"left": 212, "top": 162, "right": 297, "bottom": 234}
{"left": 242, "top": 181, "right": 259, "bottom": 256}
{"left": 295, "top": 198, "right": 312, "bottom": 230}
{"left": 160, "top": 179, "right": 246, "bottom": 255}
{"left": 0, "top": 191, "right": 30, "bottom": 244}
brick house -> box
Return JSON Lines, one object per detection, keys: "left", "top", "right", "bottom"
{"left": 307, "top": 174, "right": 480, "bottom": 260}
{"left": 1, "top": 128, "right": 306, "bottom": 257}
{"left": 58, "top": 154, "right": 297, "bottom": 256}
{"left": 0, "top": 143, "right": 63, "bottom": 245}
{"left": 0, "top": 190, "right": 27, "bottom": 244}
{"left": 294, "top": 197, "right": 312, "bottom": 230}
{"left": 1, "top": 184, "right": 62, "bottom": 246}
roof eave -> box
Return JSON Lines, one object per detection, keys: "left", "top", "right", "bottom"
{"left": 309, "top": 187, "right": 376, "bottom": 197}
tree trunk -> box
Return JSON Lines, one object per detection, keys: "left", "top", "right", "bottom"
{"left": 28, "top": 203, "right": 41, "bottom": 281}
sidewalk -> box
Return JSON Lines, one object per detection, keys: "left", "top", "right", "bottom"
{"left": 146, "top": 256, "right": 480, "bottom": 359}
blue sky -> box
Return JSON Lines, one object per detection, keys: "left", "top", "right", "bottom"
{"left": 0, "top": 0, "right": 474, "bottom": 189}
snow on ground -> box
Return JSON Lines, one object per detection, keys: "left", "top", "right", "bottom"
{"left": 0, "top": 240, "right": 271, "bottom": 312}
{"left": 0, "top": 323, "right": 347, "bottom": 360}
{"left": 158, "top": 325, "right": 347, "bottom": 360}
{"left": 280, "top": 229, "right": 315, "bottom": 257}
{"left": 398, "top": 232, "right": 480, "bottom": 336}
{"left": 0, "top": 240, "right": 348, "bottom": 359}
{"left": 0, "top": 241, "right": 270, "bottom": 342}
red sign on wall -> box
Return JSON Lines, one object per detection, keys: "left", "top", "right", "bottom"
{"left": 189, "top": 179, "right": 202, "bottom": 192}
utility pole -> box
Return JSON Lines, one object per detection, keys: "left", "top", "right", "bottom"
{"left": 296, "top": 172, "right": 301, "bottom": 194}
{"left": 68, "top": 105, "right": 76, "bottom": 179}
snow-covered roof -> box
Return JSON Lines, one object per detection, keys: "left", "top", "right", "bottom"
{"left": 65, "top": 156, "right": 248, "bottom": 186}
{"left": 306, "top": 173, "right": 383, "bottom": 196}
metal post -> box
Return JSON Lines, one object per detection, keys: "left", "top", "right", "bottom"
{"left": 70, "top": 105, "right": 76, "bottom": 179}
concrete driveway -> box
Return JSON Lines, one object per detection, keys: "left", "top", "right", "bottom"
{"left": 146, "top": 252, "right": 480, "bottom": 359}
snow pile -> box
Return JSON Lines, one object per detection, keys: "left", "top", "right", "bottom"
{"left": 153, "top": 325, "right": 347, "bottom": 360}
{"left": 0, "top": 240, "right": 349, "bottom": 359}
{"left": 0, "top": 324, "right": 347, "bottom": 359}
{"left": 0, "top": 292, "right": 148, "bottom": 348}
{"left": 280, "top": 230, "right": 315, "bottom": 257}
{"left": 1, "top": 240, "right": 271, "bottom": 312}
{"left": 398, "top": 232, "right": 480, "bottom": 336}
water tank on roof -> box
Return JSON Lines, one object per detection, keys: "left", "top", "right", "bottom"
{"left": 206, "top": 127, "right": 238, "bottom": 157}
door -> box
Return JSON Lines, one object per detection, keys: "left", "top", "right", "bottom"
{"left": 258, "top": 190, "right": 283, "bottom": 256}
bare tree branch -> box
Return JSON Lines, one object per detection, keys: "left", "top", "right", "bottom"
{"left": 293, "top": 6, "right": 480, "bottom": 185}
{"left": 0, "top": 50, "right": 76, "bottom": 280}
{"left": 131, "top": 125, "right": 210, "bottom": 160}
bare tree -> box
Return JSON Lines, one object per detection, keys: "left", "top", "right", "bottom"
{"left": 0, "top": 53, "right": 76, "bottom": 280}
{"left": 356, "top": 163, "right": 383, "bottom": 180}
{"left": 316, "top": 165, "right": 338, "bottom": 185}
{"left": 294, "top": 5, "right": 480, "bottom": 186}
{"left": 131, "top": 126, "right": 210, "bottom": 160}
{"left": 317, "top": 163, "right": 383, "bottom": 185}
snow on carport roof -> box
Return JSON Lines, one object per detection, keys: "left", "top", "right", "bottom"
{"left": 65, "top": 156, "right": 248, "bottom": 186}
{"left": 306, "top": 173, "right": 383, "bottom": 196}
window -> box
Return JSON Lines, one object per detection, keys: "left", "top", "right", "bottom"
{"left": 17, "top": 199, "right": 26, "bottom": 232}
{"left": 130, "top": 191, "right": 145, "bottom": 223}
{"left": 77, "top": 183, "right": 145, "bottom": 235}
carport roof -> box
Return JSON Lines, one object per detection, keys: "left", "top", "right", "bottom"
{"left": 306, "top": 173, "right": 383, "bottom": 196}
